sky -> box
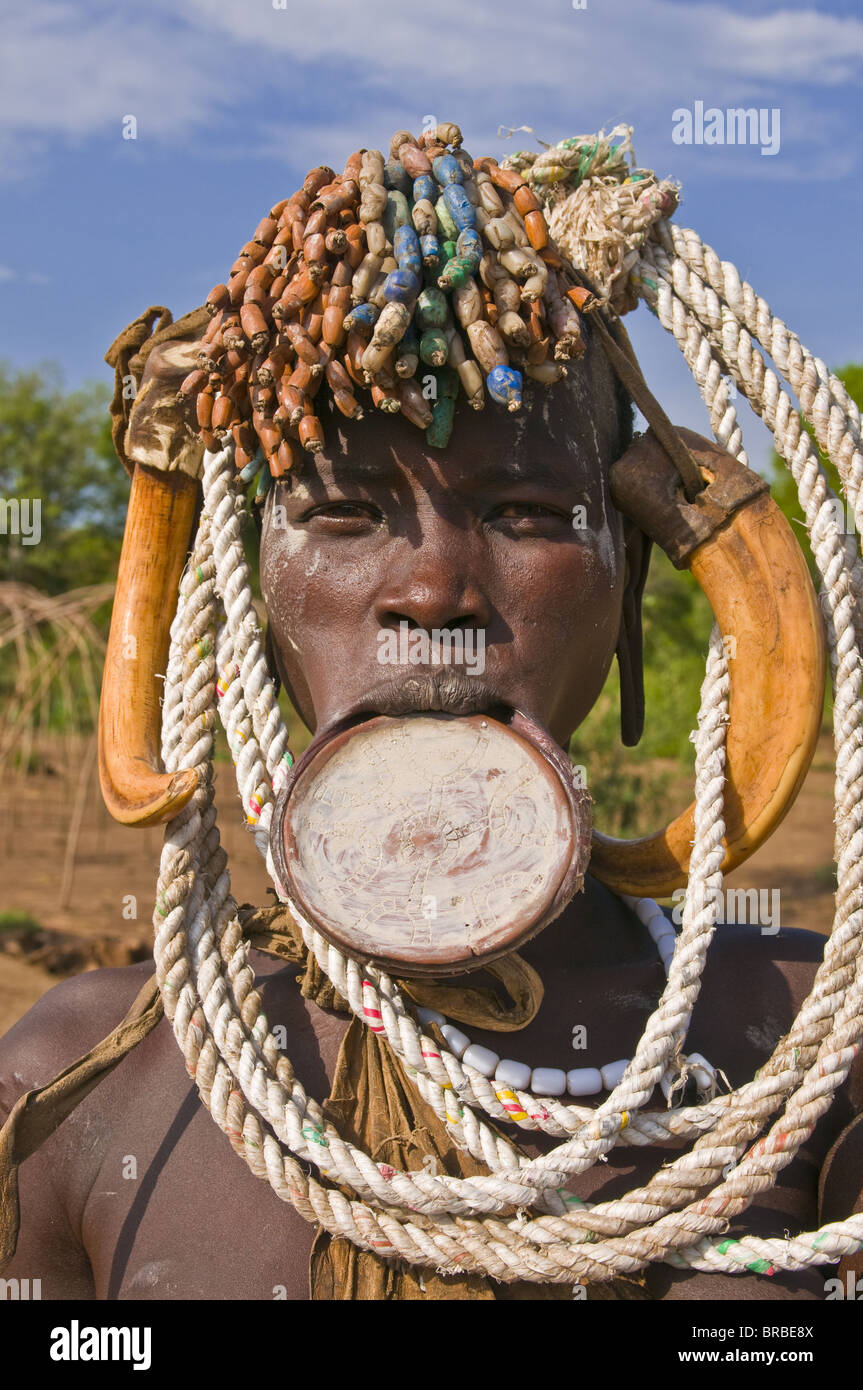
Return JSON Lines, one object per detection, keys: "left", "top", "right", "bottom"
{"left": 1, "top": 0, "right": 861, "bottom": 473}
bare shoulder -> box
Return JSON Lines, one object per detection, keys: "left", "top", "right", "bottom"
{"left": 0, "top": 961, "right": 156, "bottom": 1109}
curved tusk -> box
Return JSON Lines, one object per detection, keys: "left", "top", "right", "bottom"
{"left": 98, "top": 463, "right": 200, "bottom": 826}
{"left": 589, "top": 428, "right": 826, "bottom": 899}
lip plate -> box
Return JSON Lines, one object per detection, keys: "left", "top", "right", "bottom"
{"left": 270, "top": 710, "right": 591, "bottom": 978}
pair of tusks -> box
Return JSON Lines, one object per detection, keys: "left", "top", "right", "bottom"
{"left": 98, "top": 428, "right": 826, "bottom": 898}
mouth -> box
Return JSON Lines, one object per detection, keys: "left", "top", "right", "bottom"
{"left": 325, "top": 670, "right": 515, "bottom": 734}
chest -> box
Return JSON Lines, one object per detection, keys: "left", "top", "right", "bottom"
{"left": 74, "top": 955, "right": 827, "bottom": 1301}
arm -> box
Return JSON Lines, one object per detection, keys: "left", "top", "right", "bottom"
{"left": 0, "top": 964, "right": 154, "bottom": 1298}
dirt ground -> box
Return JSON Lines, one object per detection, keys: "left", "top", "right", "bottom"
{"left": 0, "top": 733, "right": 839, "bottom": 1038}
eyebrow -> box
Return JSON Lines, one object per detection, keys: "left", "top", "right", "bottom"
{"left": 315, "top": 450, "right": 585, "bottom": 490}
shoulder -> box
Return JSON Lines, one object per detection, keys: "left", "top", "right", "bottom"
{"left": 693, "top": 920, "right": 826, "bottom": 1043}
{"left": 0, "top": 961, "right": 157, "bottom": 1113}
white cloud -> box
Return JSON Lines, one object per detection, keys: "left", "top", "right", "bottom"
{"left": 0, "top": 0, "right": 860, "bottom": 181}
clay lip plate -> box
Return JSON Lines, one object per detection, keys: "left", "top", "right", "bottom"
{"left": 270, "top": 711, "right": 591, "bottom": 977}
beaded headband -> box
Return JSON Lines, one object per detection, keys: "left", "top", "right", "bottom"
{"left": 182, "top": 120, "right": 598, "bottom": 505}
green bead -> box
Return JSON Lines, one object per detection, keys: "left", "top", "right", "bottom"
{"left": 434, "top": 195, "right": 458, "bottom": 240}
{"left": 255, "top": 466, "right": 273, "bottom": 502}
{"left": 436, "top": 364, "right": 459, "bottom": 400}
{"left": 426, "top": 394, "right": 455, "bottom": 449}
{"left": 416, "top": 287, "right": 448, "bottom": 329}
{"left": 383, "top": 190, "right": 411, "bottom": 242}
{"left": 419, "top": 328, "right": 448, "bottom": 367}
{"left": 437, "top": 255, "right": 474, "bottom": 291}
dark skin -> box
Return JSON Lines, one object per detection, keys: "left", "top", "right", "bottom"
{"left": 1, "top": 339, "right": 862, "bottom": 1301}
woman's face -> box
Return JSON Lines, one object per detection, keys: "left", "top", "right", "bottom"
{"left": 260, "top": 347, "right": 636, "bottom": 747}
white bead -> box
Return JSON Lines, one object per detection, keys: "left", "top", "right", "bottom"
{"left": 530, "top": 1067, "right": 567, "bottom": 1096}
{"left": 647, "top": 912, "right": 672, "bottom": 944}
{"left": 600, "top": 1058, "right": 630, "bottom": 1091}
{"left": 655, "top": 933, "right": 677, "bottom": 961}
{"left": 619, "top": 894, "right": 640, "bottom": 911}
{"left": 462, "top": 1043, "right": 500, "bottom": 1078}
{"left": 635, "top": 897, "right": 659, "bottom": 926}
{"left": 440, "top": 1024, "right": 470, "bottom": 1058}
{"left": 684, "top": 1052, "right": 715, "bottom": 1092}
{"left": 495, "top": 1058, "right": 532, "bottom": 1090}
{"left": 566, "top": 1067, "right": 602, "bottom": 1097}
{"left": 416, "top": 1007, "right": 445, "bottom": 1027}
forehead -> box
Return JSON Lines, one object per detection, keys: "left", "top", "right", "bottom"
{"left": 274, "top": 341, "right": 622, "bottom": 499}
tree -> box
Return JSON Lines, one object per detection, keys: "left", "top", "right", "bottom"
{"left": 0, "top": 363, "right": 129, "bottom": 594}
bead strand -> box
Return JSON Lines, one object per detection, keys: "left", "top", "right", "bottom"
{"left": 411, "top": 894, "right": 721, "bottom": 1106}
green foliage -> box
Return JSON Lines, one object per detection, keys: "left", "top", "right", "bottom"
{"left": 570, "top": 546, "right": 712, "bottom": 837}
{"left": 0, "top": 362, "right": 129, "bottom": 593}
{"left": 0, "top": 910, "right": 41, "bottom": 934}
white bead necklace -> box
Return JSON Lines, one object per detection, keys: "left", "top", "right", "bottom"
{"left": 414, "top": 894, "right": 720, "bottom": 1106}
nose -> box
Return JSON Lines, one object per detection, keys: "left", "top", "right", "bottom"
{"left": 374, "top": 532, "right": 492, "bottom": 633}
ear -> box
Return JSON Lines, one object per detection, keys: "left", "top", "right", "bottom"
{"left": 615, "top": 520, "right": 652, "bottom": 746}
{"left": 264, "top": 623, "right": 283, "bottom": 697}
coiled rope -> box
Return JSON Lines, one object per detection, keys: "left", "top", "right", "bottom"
{"left": 148, "top": 127, "right": 863, "bottom": 1284}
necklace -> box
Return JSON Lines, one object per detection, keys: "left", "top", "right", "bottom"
{"left": 415, "top": 893, "right": 720, "bottom": 1106}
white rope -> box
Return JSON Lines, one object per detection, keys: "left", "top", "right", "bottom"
{"left": 146, "top": 129, "right": 863, "bottom": 1283}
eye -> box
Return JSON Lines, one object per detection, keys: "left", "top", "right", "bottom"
{"left": 489, "top": 502, "right": 572, "bottom": 530}
{"left": 301, "top": 500, "right": 380, "bottom": 531}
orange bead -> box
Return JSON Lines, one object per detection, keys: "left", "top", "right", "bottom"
{"left": 566, "top": 284, "right": 599, "bottom": 313}
{"left": 212, "top": 395, "right": 235, "bottom": 430}
{"left": 299, "top": 413, "right": 325, "bottom": 452}
{"left": 303, "top": 166, "right": 336, "bottom": 199}
{"left": 206, "top": 284, "right": 230, "bottom": 316}
{"left": 332, "top": 388, "right": 363, "bottom": 420}
{"left": 196, "top": 389, "right": 214, "bottom": 429}
{"left": 270, "top": 439, "right": 299, "bottom": 477}
{"left": 240, "top": 303, "right": 269, "bottom": 346}
{"left": 322, "top": 306, "right": 346, "bottom": 346}
{"left": 343, "top": 150, "right": 365, "bottom": 182}
{"left": 524, "top": 210, "right": 548, "bottom": 250}
{"left": 513, "top": 185, "right": 540, "bottom": 216}
{"left": 254, "top": 217, "right": 278, "bottom": 246}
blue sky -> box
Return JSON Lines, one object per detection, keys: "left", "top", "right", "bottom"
{"left": 1, "top": 0, "right": 861, "bottom": 472}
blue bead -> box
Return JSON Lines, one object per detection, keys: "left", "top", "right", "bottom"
{"left": 393, "top": 225, "right": 421, "bottom": 274}
{"left": 413, "top": 174, "right": 436, "bottom": 205}
{"left": 486, "top": 365, "right": 523, "bottom": 408}
{"left": 456, "top": 227, "right": 482, "bottom": 267}
{"left": 383, "top": 268, "right": 421, "bottom": 303}
{"left": 420, "top": 234, "right": 440, "bottom": 269}
{"left": 443, "top": 183, "right": 476, "bottom": 232}
{"left": 432, "top": 154, "right": 463, "bottom": 186}
{"left": 343, "top": 301, "right": 380, "bottom": 333}
{"left": 239, "top": 453, "right": 264, "bottom": 483}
